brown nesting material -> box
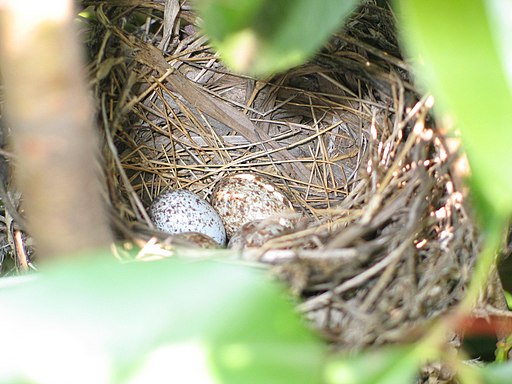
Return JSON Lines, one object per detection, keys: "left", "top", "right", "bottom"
{"left": 85, "top": 0, "right": 479, "bottom": 355}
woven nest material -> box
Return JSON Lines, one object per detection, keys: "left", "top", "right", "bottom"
{"left": 86, "top": 0, "right": 479, "bottom": 350}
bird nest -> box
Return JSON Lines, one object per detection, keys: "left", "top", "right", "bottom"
{"left": 85, "top": 0, "right": 479, "bottom": 350}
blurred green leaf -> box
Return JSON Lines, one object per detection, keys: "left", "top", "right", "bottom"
{"left": 0, "top": 254, "right": 325, "bottom": 383}
{"left": 505, "top": 291, "right": 512, "bottom": 308}
{"left": 195, "top": 0, "right": 359, "bottom": 76}
{"left": 324, "top": 345, "right": 432, "bottom": 384}
{"left": 479, "top": 361, "right": 512, "bottom": 384}
{"left": 394, "top": 0, "right": 512, "bottom": 226}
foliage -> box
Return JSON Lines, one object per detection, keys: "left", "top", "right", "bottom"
{"left": 480, "top": 361, "right": 512, "bottom": 384}
{"left": 194, "top": 0, "right": 359, "bottom": 75}
{"left": 0, "top": 254, "right": 325, "bottom": 383}
{"left": 324, "top": 345, "right": 434, "bottom": 384}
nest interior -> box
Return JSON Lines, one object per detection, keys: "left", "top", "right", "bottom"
{"left": 85, "top": 0, "right": 478, "bottom": 350}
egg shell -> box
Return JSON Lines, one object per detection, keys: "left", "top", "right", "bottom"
{"left": 211, "top": 173, "right": 294, "bottom": 238}
{"left": 173, "top": 232, "right": 221, "bottom": 249}
{"left": 149, "top": 190, "right": 226, "bottom": 245}
{"left": 228, "top": 218, "right": 294, "bottom": 251}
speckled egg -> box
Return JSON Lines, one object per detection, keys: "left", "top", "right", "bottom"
{"left": 228, "top": 218, "right": 294, "bottom": 251}
{"left": 173, "top": 232, "right": 221, "bottom": 249}
{"left": 211, "top": 173, "right": 295, "bottom": 238}
{"left": 149, "top": 190, "right": 226, "bottom": 245}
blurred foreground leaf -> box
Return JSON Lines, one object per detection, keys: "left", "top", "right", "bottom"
{"left": 394, "top": 0, "right": 512, "bottom": 226}
{"left": 324, "top": 345, "right": 431, "bottom": 384}
{"left": 195, "top": 0, "right": 359, "bottom": 76}
{"left": 0, "top": 254, "right": 324, "bottom": 383}
{"left": 478, "top": 361, "right": 512, "bottom": 384}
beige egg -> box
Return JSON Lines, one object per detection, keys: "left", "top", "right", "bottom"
{"left": 211, "top": 173, "right": 295, "bottom": 238}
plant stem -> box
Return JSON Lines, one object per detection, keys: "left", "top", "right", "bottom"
{"left": 0, "top": 1, "right": 113, "bottom": 259}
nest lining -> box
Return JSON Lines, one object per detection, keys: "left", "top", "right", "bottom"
{"left": 85, "top": 0, "right": 479, "bottom": 351}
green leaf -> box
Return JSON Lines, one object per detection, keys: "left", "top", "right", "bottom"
{"left": 479, "top": 361, "right": 512, "bottom": 384}
{"left": 394, "top": 0, "right": 512, "bottom": 225}
{"left": 0, "top": 254, "right": 325, "bottom": 383}
{"left": 324, "top": 345, "right": 431, "bottom": 384}
{"left": 505, "top": 291, "right": 512, "bottom": 309}
{"left": 195, "top": 0, "right": 359, "bottom": 76}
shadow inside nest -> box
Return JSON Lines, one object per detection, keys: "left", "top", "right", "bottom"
{"left": 87, "top": 0, "right": 480, "bottom": 353}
